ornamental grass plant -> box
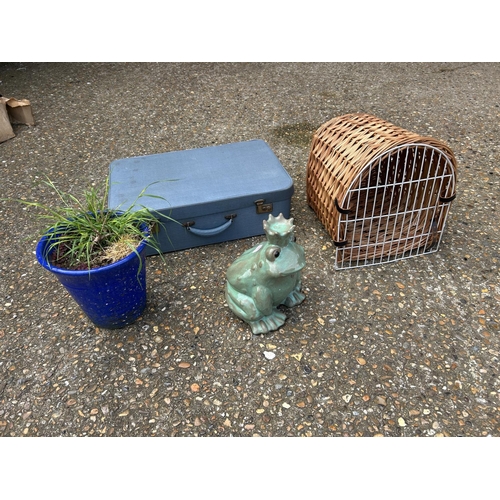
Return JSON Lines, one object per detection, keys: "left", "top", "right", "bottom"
{"left": 12, "top": 176, "right": 173, "bottom": 271}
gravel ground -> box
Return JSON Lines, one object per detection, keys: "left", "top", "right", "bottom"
{"left": 0, "top": 62, "right": 499, "bottom": 438}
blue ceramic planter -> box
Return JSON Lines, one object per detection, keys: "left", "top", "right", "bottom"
{"left": 36, "top": 228, "right": 149, "bottom": 329}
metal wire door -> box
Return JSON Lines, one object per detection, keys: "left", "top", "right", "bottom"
{"left": 334, "top": 144, "right": 456, "bottom": 269}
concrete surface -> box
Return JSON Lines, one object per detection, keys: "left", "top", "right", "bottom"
{"left": 0, "top": 62, "right": 499, "bottom": 437}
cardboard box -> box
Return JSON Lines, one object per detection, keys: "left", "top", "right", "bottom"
{"left": 0, "top": 97, "right": 15, "bottom": 143}
{"left": 6, "top": 98, "right": 35, "bottom": 126}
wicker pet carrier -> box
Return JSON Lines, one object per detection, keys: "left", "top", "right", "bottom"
{"left": 306, "top": 113, "right": 458, "bottom": 269}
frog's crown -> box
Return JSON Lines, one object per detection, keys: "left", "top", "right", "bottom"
{"left": 263, "top": 213, "right": 295, "bottom": 246}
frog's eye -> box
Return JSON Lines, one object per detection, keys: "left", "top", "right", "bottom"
{"left": 266, "top": 247, "right": 281, "bottom": 261}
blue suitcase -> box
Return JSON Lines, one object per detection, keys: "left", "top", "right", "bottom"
{"left": 107, "top": 140, "right": 294, "bottom": 255}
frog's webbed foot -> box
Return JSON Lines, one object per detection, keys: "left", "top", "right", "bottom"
{"left": 282, "top": 283, "right": 306, "bottom": 308}
{"left": 248, "top": 309, "right": 287, "bottom": 335}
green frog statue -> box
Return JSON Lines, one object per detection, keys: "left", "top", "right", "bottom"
{"left": 225, "top": 213, "right": 306, "bottom": 334}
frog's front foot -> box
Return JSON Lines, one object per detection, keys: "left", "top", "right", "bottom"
{"left": 282, "top": 283, "right": 306, "bottom": 308}
{"left": 248, "top": 309, "right": 287, "bottom": 335}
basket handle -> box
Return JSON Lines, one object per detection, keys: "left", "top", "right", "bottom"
{"left": 334, "top": 198, "right": 351, "bottom": 215}
{"left": 333, "top": 240, "right": 348, "bottom": 247}
{"left": 439, "top": 193, "right": 456, "bottom": 203}
{"left": 186, "top": 215, "right": 236, "bottom": 237}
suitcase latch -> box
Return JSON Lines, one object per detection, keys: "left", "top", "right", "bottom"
{"left": 255, "top": 199, "right": 273, "bottom": 214}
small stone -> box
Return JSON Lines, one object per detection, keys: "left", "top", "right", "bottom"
{"left": 342, "top": 394, "right": 352, "bottom": 403}
{"left": 357, "top": 357, "right": 366, "bottom": 365}
{"left": 178, "top": 362, "right": 191, "bottom": 368}
{"left": 398, "top": 417, "right": 407, "bottom": 427}
{"left": 190, "top": 383, "right": 200, "bottom": 392}
{"left": 291, "top": 353, "right": 303, "bottom": 361}
{"left": 375, "top": 395, "right": 387, "bottom": 406}
{"left": 264, "top": 351, "right": 276, "bottom": 360}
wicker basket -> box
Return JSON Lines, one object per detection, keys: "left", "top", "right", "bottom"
{"left": 306, "top": 113, "right": 458, "bottom": 269}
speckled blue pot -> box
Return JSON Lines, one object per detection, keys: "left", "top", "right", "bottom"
{"left": 36, "top": 226, "right": 149, "bottom": 329}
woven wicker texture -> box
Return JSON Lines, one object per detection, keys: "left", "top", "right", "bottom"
{"left": 306, "top": 113, "right": 458, "bottom": 268}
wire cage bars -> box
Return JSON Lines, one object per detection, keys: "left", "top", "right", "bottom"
{"left": 306, "top": 113, "right": 458, "bottom": 269}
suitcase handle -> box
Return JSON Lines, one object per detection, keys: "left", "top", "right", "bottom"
{"left": 186, "top": 216, "right": 234, "bottom": 237}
